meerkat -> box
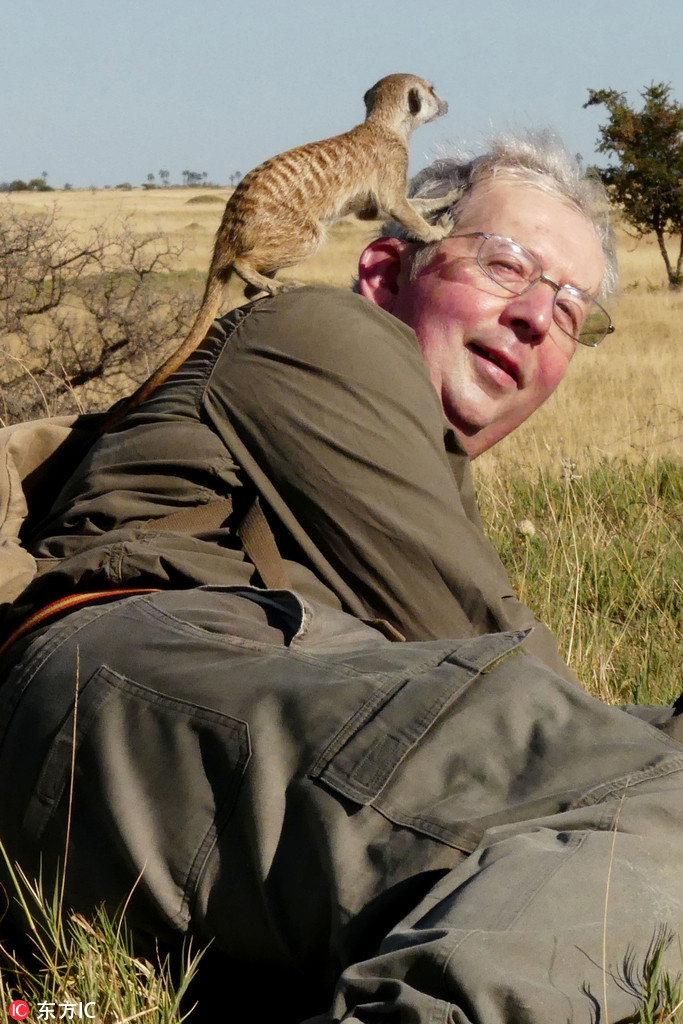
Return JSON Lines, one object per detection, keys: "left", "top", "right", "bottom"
{"left": 103, "top": 74, "right": 458, "bottom": 430}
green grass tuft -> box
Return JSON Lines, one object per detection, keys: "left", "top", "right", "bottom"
{"left": 0, "top": 844, "right": 202, "bottom": 1024}
{"left": 633, "top": 929, "right": 683, "bottom": 1023}
{"left": 477, "top": 457, "right": 683, "bottom": 704}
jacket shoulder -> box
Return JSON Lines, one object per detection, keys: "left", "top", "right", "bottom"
{"left": 213, "top": 285, "right": 425, "bottom": 387}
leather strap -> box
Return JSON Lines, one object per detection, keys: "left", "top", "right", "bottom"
{"left": 1, "top": 493, "right": 293, "bottom": 662}
{"left": 0, "top": 588, "right": 159, "bottom": 659}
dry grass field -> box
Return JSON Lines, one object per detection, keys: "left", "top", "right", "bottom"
{"left": 5, "top": 186, "right": 682, "bottom": 469}
{"left": 4, "top": 186, "right": 376, "bottom": 302}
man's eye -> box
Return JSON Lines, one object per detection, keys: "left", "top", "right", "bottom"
{"left": 487, "top": 257, "right": 527, "bottom": 281}
{"left": 554, "top": 297, "right": 583, "bottom": 335}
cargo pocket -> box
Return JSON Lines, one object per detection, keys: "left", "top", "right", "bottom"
{"left": 22, "top": 663, "right": 250, "bottom": 928}
{"left": 309, "top": 630, "right": 528, "bottom": 851}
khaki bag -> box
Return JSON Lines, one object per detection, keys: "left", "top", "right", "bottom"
{"left": 0, "top": 414, "right": 105, "bottom": 609}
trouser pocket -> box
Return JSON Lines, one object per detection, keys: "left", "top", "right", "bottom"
{"left": 310, "top": 630, "right": 529, "bottom": 852}
{"left": 310, "top": 630, "right": 683, "bottom": 855}
{"left": 18, "top": 663, "right": 250, "bottom": 931}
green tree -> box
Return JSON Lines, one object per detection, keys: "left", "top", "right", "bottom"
{"left": 585, "top": 82, "right": 683, "bottom": 289}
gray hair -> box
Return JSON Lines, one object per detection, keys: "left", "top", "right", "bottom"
{"left": 385, "top": 129, "right": 618, "bottom": 296}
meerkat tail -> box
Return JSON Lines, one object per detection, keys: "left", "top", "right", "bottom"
{"left": 96, "top": 274, "right": 229, "bottom": 435}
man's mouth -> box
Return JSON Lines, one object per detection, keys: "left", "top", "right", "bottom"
{"left": 469, "top": 343, "right": 521, "bottom": 387}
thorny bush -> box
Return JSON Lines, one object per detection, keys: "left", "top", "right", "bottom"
{"left": 0, "top": 201, "right": 199, "bottom": 423}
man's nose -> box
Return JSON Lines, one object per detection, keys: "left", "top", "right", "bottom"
{"left": 500, "top": 280, "right": 555, "bottom": 342}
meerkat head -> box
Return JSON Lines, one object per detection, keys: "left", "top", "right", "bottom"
{"left": 363, "top": 74, "right": 449, "bottom": 137}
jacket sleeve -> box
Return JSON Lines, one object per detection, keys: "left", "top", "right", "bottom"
{"left": 202, "top": 286, "right": 580, "bottom": 685}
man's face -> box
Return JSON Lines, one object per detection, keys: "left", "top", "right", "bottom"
{"left": 359, "top": 179, "right": 606, "bottom": 458}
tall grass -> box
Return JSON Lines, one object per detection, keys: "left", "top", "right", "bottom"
{"left": 477, "top": 457, "right": 683, "bottom": 703}
{"left": 633, "top": 931, "right": 683, "bottom": 1024}
{"left": 0, "top": 850, "right": 201, "bottom": 1023}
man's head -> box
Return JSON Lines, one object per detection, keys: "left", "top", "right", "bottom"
{"left": 358, "top": 132, "right": 616, "bottom": 458}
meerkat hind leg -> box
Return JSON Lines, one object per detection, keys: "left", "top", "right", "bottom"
{"left": 232, "top": 259, "right": 305, "bottom": 300}
{"left": 242, "top": 278, "right": 304, "bottom": 300}
{"left": 232, "top": 260, "right": 284, "bottom": 297}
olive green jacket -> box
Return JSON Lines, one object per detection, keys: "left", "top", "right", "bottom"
{"left": 18, "top": 286, "right": 577, "bottom": 683}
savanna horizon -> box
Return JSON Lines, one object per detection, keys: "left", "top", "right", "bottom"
{"left": 4, "top": 185, "right": 681, "bottom": 473}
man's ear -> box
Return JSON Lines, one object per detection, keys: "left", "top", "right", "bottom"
{"left": 358, "top": 238, "right": 412, "bottom": 313}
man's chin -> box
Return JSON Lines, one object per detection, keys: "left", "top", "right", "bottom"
{"left": 441, "top": 397, "right": 522, "bottom": 459}
{"left": 441, "top": 388, "right": 499, "bottom": 439}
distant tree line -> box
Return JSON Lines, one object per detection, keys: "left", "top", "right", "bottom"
{"left": 0, "top": 171, "right": 244, "bottom": 192}
{"left": 143, "top": 170, "right": 242, "bottom": 188}
{"left": 0, "top": 177, "right": 52, "bottom": 193}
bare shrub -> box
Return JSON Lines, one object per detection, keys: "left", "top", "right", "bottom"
{"left": 0, "top": 202, "right": 199, "bottom": 423}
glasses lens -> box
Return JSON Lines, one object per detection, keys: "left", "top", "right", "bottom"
{"left": 553, "top": 285, "right": 612, "bottom": 347}
{"left": 577, "top": 302, "right": 612, "bottom": 347}
{"left": 478, "top": 236, "right": 540, "bottom": 293}
{"left": 474, "top": 234, "right": 613, "bottom": 347}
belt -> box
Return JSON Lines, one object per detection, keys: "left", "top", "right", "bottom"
{"left": 0, "top": 588, "right": 159, "bottom": 660}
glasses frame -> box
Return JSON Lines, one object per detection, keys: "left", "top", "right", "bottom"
{"left": 450, "top": 231, "right": 615, "bottom": 348}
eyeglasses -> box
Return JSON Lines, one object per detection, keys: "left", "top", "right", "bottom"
{"left": 452, "top": 232, "right": 615, "bottom": 348}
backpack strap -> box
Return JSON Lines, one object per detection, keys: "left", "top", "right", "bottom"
{"left": 6, "top": 411, "right": 400, "bottom": 639}
{"left": 235, "top": 496, "right": 291, "bottom": 590}
{"left": 146, "top": 498, "right": 402, "bottom": 636}
{"left": 137, "top": 494, "right": 292, "bottom": 591}
{"left": 138, "top": 497, "right": 234, "bottom": 535}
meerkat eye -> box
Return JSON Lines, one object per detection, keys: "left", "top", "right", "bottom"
{"left": 408, "top": 88, "right": 422, "bottom": 115}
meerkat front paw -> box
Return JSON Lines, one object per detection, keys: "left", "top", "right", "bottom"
{"left": 427, "top": 211, "right": 455, "bottom": 240}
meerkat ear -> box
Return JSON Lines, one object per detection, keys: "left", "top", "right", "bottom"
{"left": 358, "top": 238, "right": 410, "bottom": 312}
{"left": 364, "top": 83, "right": 378, "bottom": 116}
{"left": 408, "top": 88, "right": 422, "bottom": 115}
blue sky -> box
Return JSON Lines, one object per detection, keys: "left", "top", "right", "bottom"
{"left": 4, "top": 0, "right": 683, "bottom": 189}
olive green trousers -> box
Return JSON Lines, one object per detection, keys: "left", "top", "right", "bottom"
{"left": 1, "top": 586, "right": 682, "bottom": 1023}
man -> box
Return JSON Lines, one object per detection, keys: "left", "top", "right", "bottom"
{"left": 0, "top": 133, "right": 681, "bottom": 1023}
